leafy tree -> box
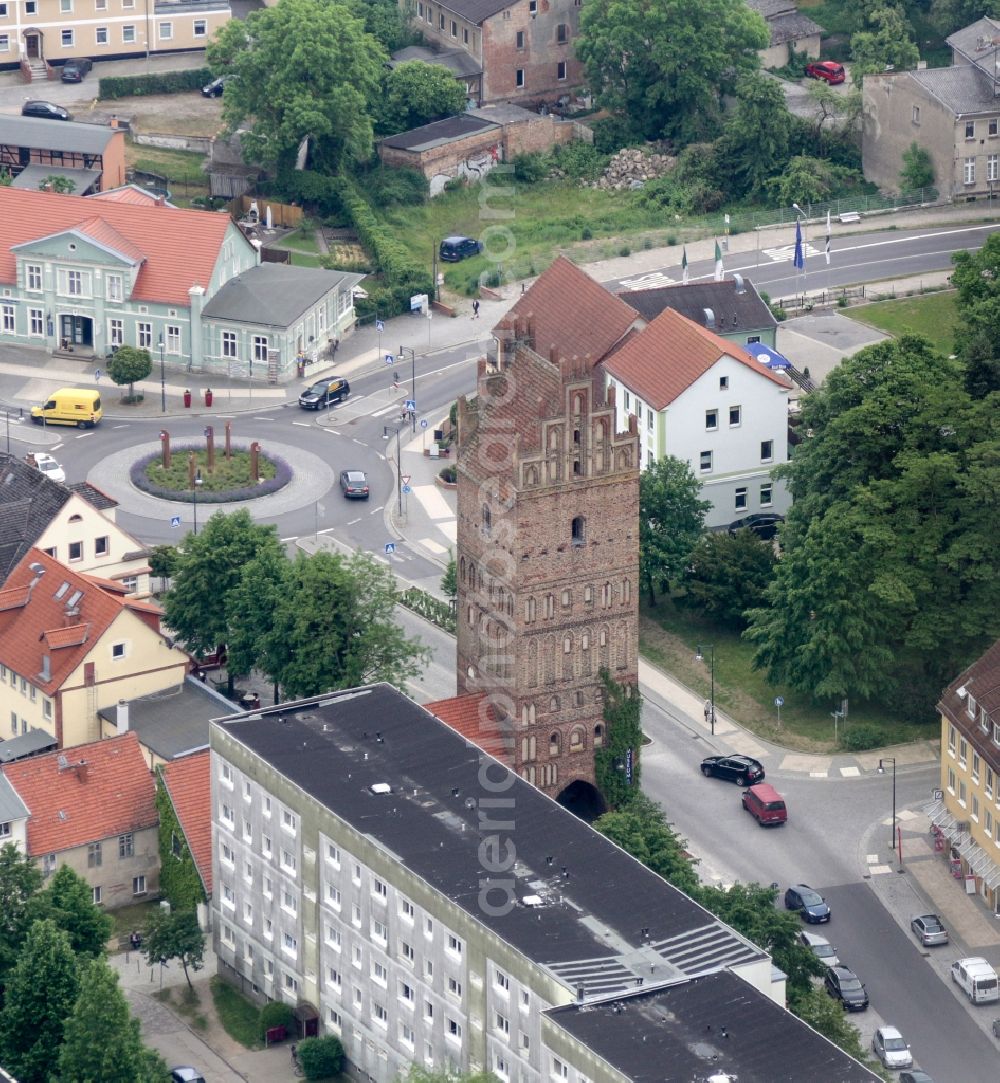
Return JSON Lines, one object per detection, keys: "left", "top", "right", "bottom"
{"left": 31, "top": 864, "right": 113, "bottom": 958}
{"left": 40, "top": 175, "right": 76, "bottom": 193}
{"left": 226, "top": 544, "right": 293, "bottom": 703}
{"left": 850, "top": 5, "right": 919, "bottom": 84}
{"left": 58, "top": 958, "right": 167, "bottom": 1082}
{"left": 143, "top": 909, "right": 205, "bottom": 990}
{"left": 595, "top": 793, "right": 701, "bottom": 895}
{"left": 900, "top": 140, "right": 934, "bottom": 190}
{"left": 441, "top": 549, "right": 457, "bottom": 602}
{"left": 678, "top": 530, "right": 776, "bottom": 628}
{"left": 722, "top": 73, "right": 792, "bottom": 198}
{"left": 107, "top": 345, "right": 152, "bottom": 401}
{"left": 765, "top": 154, "right": 858, "bottom": 206}
{"left": 0, "top": 919, "right": 79, "bottom": 1083}
{"left": 594, "top": 671, "right": 643, "bottom": 808}
{"left": 639, "top": 455, "right": 709, "bottom": 605}
{"left": 163, "top": 509, "right": 283, "bottom": 694}
{"left": 380, "top": 61, "right": 467, "bottom": 134}
{"left": 952, "top": 232, "right": 1000, "bottom": 398}
{"left": 148, "top": 543, "right": 180, "bottom": 581}
{"left": 298, "top": 1034, "right": 345, "bottom": 1079}
{"left": 929, "top": 0, "right": 1000, "bottom": 36}
{"left": 0, "top": 842, "right": 42, "bottom": 978}
{"left": 576, "top": 0, "right": 769, "bottom": 143}
{"left": 792, "top": 983, "right": 871, "bottom": 1061}
{"left": 208, "top": 0, "right": 385, "bottom": 172}
{"left": 352, "top": 0, "right": 413, "bottom": 50}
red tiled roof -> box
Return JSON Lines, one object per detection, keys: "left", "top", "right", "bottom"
{"left": 90, "top": 185, "right": 168, "bottom": 206}
{"left": 495, "top": 257, "right": 639, "bottom": 368}
{"left": 0, "top": 585, "right": 30, "bottom": 612}
{"left": 603, "top": 307, "right": 790, "bottom": 411}
{"left": 0, "top": 548, "right": 130, "bottom": 695}
{"left": 160, "top": 750, "right": 212, "bottom": 895}
{"left": 71, "top": 215, "right": 147, "bottom": 264}
{"left": 2, "top": 731, "right": 156, "bottom": 856}
{"left": 425, "top": 693, "right": 513, "bottom": 764}
{"left": 0, "top": 188, "right": 232, "bottom": 306}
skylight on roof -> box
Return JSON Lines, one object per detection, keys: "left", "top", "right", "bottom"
{"left": 66, "top": 590, "right": 83, "bottom": 607}
{"left": 55, "top": 582, "right": 70, "bottom": 599}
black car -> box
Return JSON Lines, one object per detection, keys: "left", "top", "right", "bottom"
{"left": 784, "top": 884, "right": 831, "bottom": 923}
{"left": 899, "top": 1073, "right": 935, "bottom": 1083}
{"left": 61, "top": 58, "right": 93, "bottom": 82}
{"left": 824, "top": 966, "right": 868, "bottom": 1011}
{"left": 340, "top": 470, "right": 369, "bottom": 499}
{"left": 728, "top": 513, "right": 785, "bottom": 540}
{"left": 298, "top": 377, "right": 350, "bottom": 409}
{"left": 21, "top": 100, "right": 72, "bottom": 121}
{"left": 440, "top": 235, "right": 482, "bottom": 262}
{"left": 700, "top": 755, "right": 765, "bottom": 786}
{"left": 201, "top": 75, "right": 227, "bottom": 97}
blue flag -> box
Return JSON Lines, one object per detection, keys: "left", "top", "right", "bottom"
{"left": 793, "top": 219, "right": 805, "bottom": 270}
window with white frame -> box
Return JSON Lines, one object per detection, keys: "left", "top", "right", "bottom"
{"left": 137, "top": 322, "right": 152, "bottom": 348}
{"left": 448, "top": 976, "right": 462, "bottom": 998}
{"left": 760, "top": 439, "right": 773, "bottom": 462}
{"left": 760, "top": 482, "right": 773, "bottom": 506}
{"left": 221, "top": 330, "right": 238, "bottom": 359}
{"left": 282, "top": 888, "right": 297, "bottom": 914}
{"left": 989, "top": 155, "right": 999, "bottom": 182}
{"left": 373, "top": 961, "right": 387, "bottom": 985}
{"left": 283, "top": 973, "right": 298, "bottom": 993}
{"left": 279, "top": 849, "right": 296, "bottom": 874}
{"left": 401, "top": 940, "right": 414, "bottom": 963}
{"left": 221, "top": 842, "right": 235, "bottom": 866}
{"left": 29, "top": 309, "right": 43, "bottom": 336}
{"left": 495, "top": 1011, "right": 510, "bottom": 1037}
{"left": 352, "top": 904, "right": 362, "bottom": 927}
{"left": 705, "top": 408, "right": 718, "bottom": 431}
{"left": 326, "top": 842, "right": 341, "bottom": 866}
{"left": 92, "top": 885, "right": 102, "bottom": 905}
{"left": 243, "top": 901, "right": 252, "bottom": 924}
{"left": 193, "top": 18, "right": 206, "bottom": 34}
{"left": 735, "top": 486, "right": 748, "bottom": 510}
{"left": 326, "top": 883, "right": 342, "bottom": 909}
{"left": 400, "top": 898, "right": 414, "bottom": 921}
{"left": 447, "top": 1018, "right": 462, "bottom": 1041}
{"left": 222, "top": 883, "right": 236, "bottom": 910}
{"left": 374, "top": 1002, "right": 388, "bottom": 1027}
{"left": 2, "top": 305, "right": 14, "bottom": 332}
{"left": 282, "top": 809, "right": 297, "bottom": 833}
{"left": 253, "top": 335, "right": 269, "bottom": 362}
{"left": 264, "top": 918, "right": 273, "bottom": 940}
{"left": 133, "top": 875, "right": 147, "bottom": 895}
{"left": 960, "top": 737, "right": 968, "bottom": 767}
{"left": 122, "top": 24, "right": 135, "bottom": 42}
{"left": 446, "top": 933, "right": 463, "bottom": 957}
{"left": 352, "top": 945, "right": 363, "bottom": 969}
{"left": 399, "top": 980, "right": 415, "bottom": 1003}
{"left": 95, "top": 26, "right": 108, "bottom": 43}
{"left": 495, "top": 968, "right": 510, "bottom": 993}
{"left": 221, "top": 802, "right": 235, "bottom": 827}
{"left": 729, "top": 405, "right": 742, "bottom": 426}
{"left": 401, "top": 1022, "right": 415, "bottom": 1047}
{"left": 373, "top": 918, "right": 388, "bottom": 943}
{"left": 221, "top": 924, "right": 235, "bottom": 947}
{"left": 965, "top": 157, "right": 976, "bottom": 185}
{"left": 325, "top": 924, "right": 342, "bottom": 950}
{"left": 282, "top": 932, "right": 297, "bottom": 957}
{"left": 699, "top": 450, "right": 712, "bottom": 472}
{"left": 109, "top": 318, "right": 124, "bottom": 346}
{"left": 61, "top": 28, "right": 74, "bottom": 46}
{"left": 262, "top": 834, "right": 272, "bottom": 857}
{"left": 327, "top": 966, "right": 341, "bottom": 990}
{"left": 373, "top": 878, "right": 388, "bottom": 900}
{"left": 158, "top": 20, "right": 172, "bottom": 38}
{"left": 166, "top": 324, "right": 181, "bottom": 353}
{"left": 551, "top": 1057, "right": 569, "bottom": 1080}
{"left": 26, "top": 264, "right": 42, "bottom": 291}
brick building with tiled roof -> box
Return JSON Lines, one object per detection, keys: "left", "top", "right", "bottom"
{"left": 1, "top": 730, "right": 159, "bottom": 909}
{"left": 0, "top": 547, "right": 190, "bottom": 749}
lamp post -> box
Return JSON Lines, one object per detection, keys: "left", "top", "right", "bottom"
{"left": 876, "top": 757, "right": 899, "bottom": 867}
{"left": 192, "top": 468, "right": 203, "bottom": 535}
{"left": 158, "top": 335, "right": 165, "bottom": 413}
{"left": 695, "top": 644, "right": 716, "bottom": 736}
{"left": 399, "top": 345, "right": 416, "bottom": 433}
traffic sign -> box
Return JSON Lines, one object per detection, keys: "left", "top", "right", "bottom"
{"left": 401, "top": 474, "right": 411, "bottom": 485}
{"left": 385, "top": 353, "right": 394, "bottom": 365}
{"left": 170, "top": 516, "right": 181, "bottom": 528}
{"left": 404, "top": 399, "right": 416, "bottom": 411}
{"left": 376, "top": 320, "right": 385, "bottom": 333}
{"left": 402, "top": 484, "right": 411, "bottom": 495}
{"left": 384, "top": 542, "right": 396, "bottom": 555}
{"left": 420, "top": 419, "right": 428, "bottom": 429}
{"left": 774, "top": 696, "right": 784, "bottom": 707}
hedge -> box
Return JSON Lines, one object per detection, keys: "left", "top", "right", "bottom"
{"left": 129, "top": 446, "right": 292, "bottom": 503}
{"left": 99, "top": 68, "right": 212, "bottom": 99}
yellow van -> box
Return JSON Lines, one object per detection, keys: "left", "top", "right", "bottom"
{"left": 30, "top": 388, "right": 102, "bottom": 428}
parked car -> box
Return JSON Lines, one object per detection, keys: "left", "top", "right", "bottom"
{"left": 699, "top": 754, "right": 765, "bottom": 785}
{"left": 340, "top": 470, "right": 370, "bottom": 499}
{"left": 170, "top": 1070, "right": 206, "bottom": 1083}
{"left": 201, "top": 75, "right": 227, "bottom": 97}
{"left": 872, "top": 1025, "right": 913, "bottom": 1070}
{"left": 805, "top": 60, "right": 846, "bottom": 84}
{"left": 741, "top": 782, "right": 787, "bottom": 826}
{"left": 298, "top": 377, "right": 350, "bottom": 409}
{"left": 785, "top": 884, "right": 831, "bottom": 923}
{"left": 951, "top": 956, "right": 999, "bottom": 1003}
{"left": 61, "top": 58, "right": 93, "bottom": 82}
{"left": 30, "top": 452, "right": 65, "bottom": 483}
{"left": 439, "top": 235, "right": 482, "bottom": 262}
{"left": 728, "top": 513, "right": 784, "bottom": 540}
{"left": 21, "top": 100, "right": 71, "bottom": 121}
{"left": 799, "top": 930, "right": 839, "bottom": 968}
{"left": 910, "top": 913, "right": 949, "bottom": 947}
{"left": 824, "top": 965, "right": 868, "bottom": 1011}
{"left": 900, "top": 1072, "right": 935, "bottom": 1083}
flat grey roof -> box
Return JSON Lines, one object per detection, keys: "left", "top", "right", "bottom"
{"left": 468, "top": 103, "right": 541, "bottom": 125}
{"left": 0, "top": 114, "right": 116, "bottom": 155}
{"left": 0, "top": 772, "right": 28, "bottom": 821}
{"left": 213, "top": 684, "right": 765, "bottom": 997}
{"left": 380, "top": 113, "right": 498, "bottom": 152}
{"left": 202, "top": 264, "right": 363, "bottom": 328}
{"left": 0, "top": 728, "right": 58, "bottom": 764}
{"left": 390, "top": 45, "right": 482, "bottom": 79}
{"left": 11, "top": 164, "right": 102, "bottom": 194}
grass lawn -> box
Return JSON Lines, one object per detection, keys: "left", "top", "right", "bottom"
{"left": 108, "top": 899, "right": 161, "bottom": 945}
{"left": 289, "top": 251, "right": 324, "bottom": 268}
{"left": 210, "top": 976, "right": 262, "bottom": 1049}
{"left": 639, "top": 599, "right": 939, "bottom": 752}
{"left": 850, "top": 290, "right": 959, "bottom": 354}
{"left": 144, "top": 448, "right": 276, "bottom": 493}
{"left": 128, "top": 145, "right": 210, "bottom": 200}
{"left": 281, "top": 227, "right": 320, "bottom": 253}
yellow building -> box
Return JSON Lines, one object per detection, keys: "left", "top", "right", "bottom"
{"left": 0, "top": 546, "right": 190, "bottom": 749}
{"left": 932, "top": 638, "right": 1000, "bottom": 912}
{"left": 0, "top": 0, "right": 229, "bottom": 72}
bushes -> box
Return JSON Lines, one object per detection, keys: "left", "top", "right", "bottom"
{"left": 551, "top": 140, "right": 608, "bottom": 180}
{"left": 130, "top": 447, "right": 292, "bottom": 503}
{"left": 513, "top": 152, "right": 547, "bottom": 183}
{"left": 99, "top": 68, "right": 211, "bottom": 99}
{"left": 298, "top": 1035, "right": 344, "bottom": 1079}
{"left": 258, "top": 1000, "right": 295, "bottom": 1039}
{"left": 438, "top": 465, "right": 457, "bottom": 483}
{"left": 363, "top": 165, "right": 429, "bottom": 209}
{"left": 398, "top": 586, "right": 456, "bottom": 634}
{"left": 839, "top": 724, "right": 882, "bottom": 752}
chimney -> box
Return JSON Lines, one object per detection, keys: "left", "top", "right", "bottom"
{"left": 75, "top": 760, "right": 89, "bottom": 783}
{"left": 116, "top": 698, "right": 129, "bottom": 734}
{"left": 155, "top": 195, "right": 165, "bottom": 207}
{"left": 110, "top": 115, "right": 118, "bottom": 130}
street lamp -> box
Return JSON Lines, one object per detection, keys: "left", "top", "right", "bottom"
{"left": 158, "top": 335, "right": 165, "bottom": 413}
{"left": 695, "top": 644, "right": 716, "bottom": 736}
{"left": 192, "top": 468, "right": 203, "bottom": 535}
{"left": 876, "top": 757, "right": 899, "bottom": 866}
{"left": 399, "top": 345, "right": 416, "bottom": 433}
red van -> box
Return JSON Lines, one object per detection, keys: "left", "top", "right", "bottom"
{"left": 742, "top": 782, "right": 787, "bottom": 826}
{"left": 806, "top": 61, "right": 846, "bottom": 85}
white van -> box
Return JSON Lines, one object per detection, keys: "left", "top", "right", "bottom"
{"left": 951, "top": 957, "right": 999, "bottom": 1003}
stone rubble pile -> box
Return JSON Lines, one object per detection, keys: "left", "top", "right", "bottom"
{"left": 586, "top": 146, "right": 677, "bottom": 190}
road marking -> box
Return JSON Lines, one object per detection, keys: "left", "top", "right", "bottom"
{"left": 50, "top": 443, "right": 63, "bottom": 451}
{"left": 373, "top": 405, "right": 398, "bottom": 417}
{"left": 352, "top": 437, "right": 367, "bottom": 445}
{"left": 292, "top": 421, "right": 313, "bottom": 428}
{"left": 371, "top": 505, "right": 384, "bottom": 513}
{"left": 325, "top": 429, "right": 342, "bottom": 436}
{"left": 317, "top": 527, "right": 335, "bottom": 535}
{"left": 619, "top": 270, "right": 676, "bottom": 290}
{"left": 348, "top": 517, "right": 361, "bottom": 525}
{"left": 253, "top": 416, "right": 275, "bottom": 422}
{"left": 839, "top": 765, "right": 861, "bottom": 777}
{"left": 764, "top": 243, "right": 822, "bottom": 262}
{"left": 75, "top": 431, "right": 97, "bottom": 438}
{"left": 281, "top": 535, "right": 298, "bottom": 543}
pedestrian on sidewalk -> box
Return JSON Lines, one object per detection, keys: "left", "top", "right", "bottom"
{"left": 472, "top": 300, "right": 480, "bottom": 319}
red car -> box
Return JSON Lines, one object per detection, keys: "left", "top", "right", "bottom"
{"left": 806, "top": 61, "right": 846, "bottom": 85}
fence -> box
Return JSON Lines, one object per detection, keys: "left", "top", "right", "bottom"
{"left": 228, "top": 195, "right": 303, "bottom": 228}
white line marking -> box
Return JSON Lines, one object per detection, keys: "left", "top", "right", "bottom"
{"left": 373, "top": 405, "right": 398, "bottom": 417}
{"left": 348, "top": 517, "right": 361, "bottom": 525}
{"left": 281, "top": 535, "right": 299, "bottom": 543}
{"left": 75, "top": 431, "right": 97, "bottom": 438}
{"left": 371, "top": 505, "right": 384, "bottom": 513}
{"left": 253, "top": 416, "right": 275, "bottom": 422}
{"left": 317, "top": 527, "right": 335, "bottom": 535}
{"left": 292, "top": 422, "right": 313, "bottom": 428}
{"left": 50, "top": 443, "right": 63, "bottom": 451}
{"left": 325, "top": 429, "right": 341, "bottom": 436}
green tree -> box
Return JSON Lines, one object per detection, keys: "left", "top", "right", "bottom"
{"left": 0, "top": 919, "right": 79, "bottom": 1083}
{"left": 792, "top": 982, "right": 871, "bottom": 1061}
{"left": 380, "top": 61, "right": 467, "bottom": 134}
{"left": 163, "top": 509, "right": 283, "bottom": 694}
{"left": 149, "top": 543, "right": 180, "bottom": 581}
{"left": 595, "top": 793, "right": 701, "bottom": 895}
{"left": 441, "top": 549, "right": 458, "bottom": 602}
{"left": 226, "top": 544, "right": 293, "bottom": 702}
{"left": 722, "top": 73, "right": 792, "bottom": 197}
{"left": 107, "top": 345, "right": 152, "bottom": 401}
{"left": 639, "top": 455, "right": 710, "bottom": 605}
{"left": 208, "top": 0, "right": 386, "bottom": 171}
{"left": 952, "top": 232, "right": 1000, "bottom": 398}
{"left": 678, "top": 530, "right": 776, "bottom": 628}
{"left": 850, "top": 5, "right": 919, "bottom": 84}
{"left": 576, "top": 0, "right": 769, "bottom": 143}
{"left": 298, "top": 1034, "right": 345, "bottom": 1079}
{"left": 58, "top": 957, "right": 167, "bottom": 1082}
{"left": 352, "top": 0, "right": 413, "bottom": 50}
{"left": 765, "top": 154, "right": 857, "bottom": 206}
{"left": 0, "top": 842, "right": 42, "bottom": 978}
{"left": 31, "top": 864, "right": 113, "bottom": 958}
{"left": 143, "top": 909, "right": 205, "bottom": 990}
{"left": 900, "top": 140, "right": 935, "bottom": 190}
{"left": 40, "top": 175, "right": 76, "bottom": 193}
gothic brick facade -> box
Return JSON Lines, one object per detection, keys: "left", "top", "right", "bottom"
{"left": 455, "top": 317, "right": 640, "bottom": 803}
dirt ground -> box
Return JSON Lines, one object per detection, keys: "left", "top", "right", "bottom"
{"left": 77, "top": 91, "right": 225, "bottom": 139}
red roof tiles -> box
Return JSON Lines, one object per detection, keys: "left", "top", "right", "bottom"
{"left": 2, "top": 731, "right": 156, "bottom": 856}
{"left": 1, "top": 188, "right": 233, "bottom": 306}
{"left": 160, "top": 750, "right": 212, "bottom": 895}
{"left": 602, "top": 306, "right": 790, "bottom": 411}
{"left": 425, "top": 693, "right": 513, "bottom": 764}
{"left": 495, "top": 257, "right": 640, "bottom": 368}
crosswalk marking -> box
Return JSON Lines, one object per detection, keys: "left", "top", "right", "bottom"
{"left": 764, "top": 243, "right": 822, "bottom": 263}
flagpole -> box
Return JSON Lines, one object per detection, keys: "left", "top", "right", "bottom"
{"left": 825, "top": 209, "right": 832, "bottom": 300}
{"left": 792, "top": 204, "right": 806, "bottom": 306}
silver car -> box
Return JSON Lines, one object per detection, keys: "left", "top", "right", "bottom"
{"left": 872, "top": 1025, "right": 913, "bottom": 1070}
{"left": 799, "top": 930, "right": 839, "bottom": 968}
{"left": 911, "top": 913, "right": 949, "bottom": 946}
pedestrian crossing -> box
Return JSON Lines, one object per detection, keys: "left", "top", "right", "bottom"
{"left": 763, "top": 242, "right": 823, "bottom": 263}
